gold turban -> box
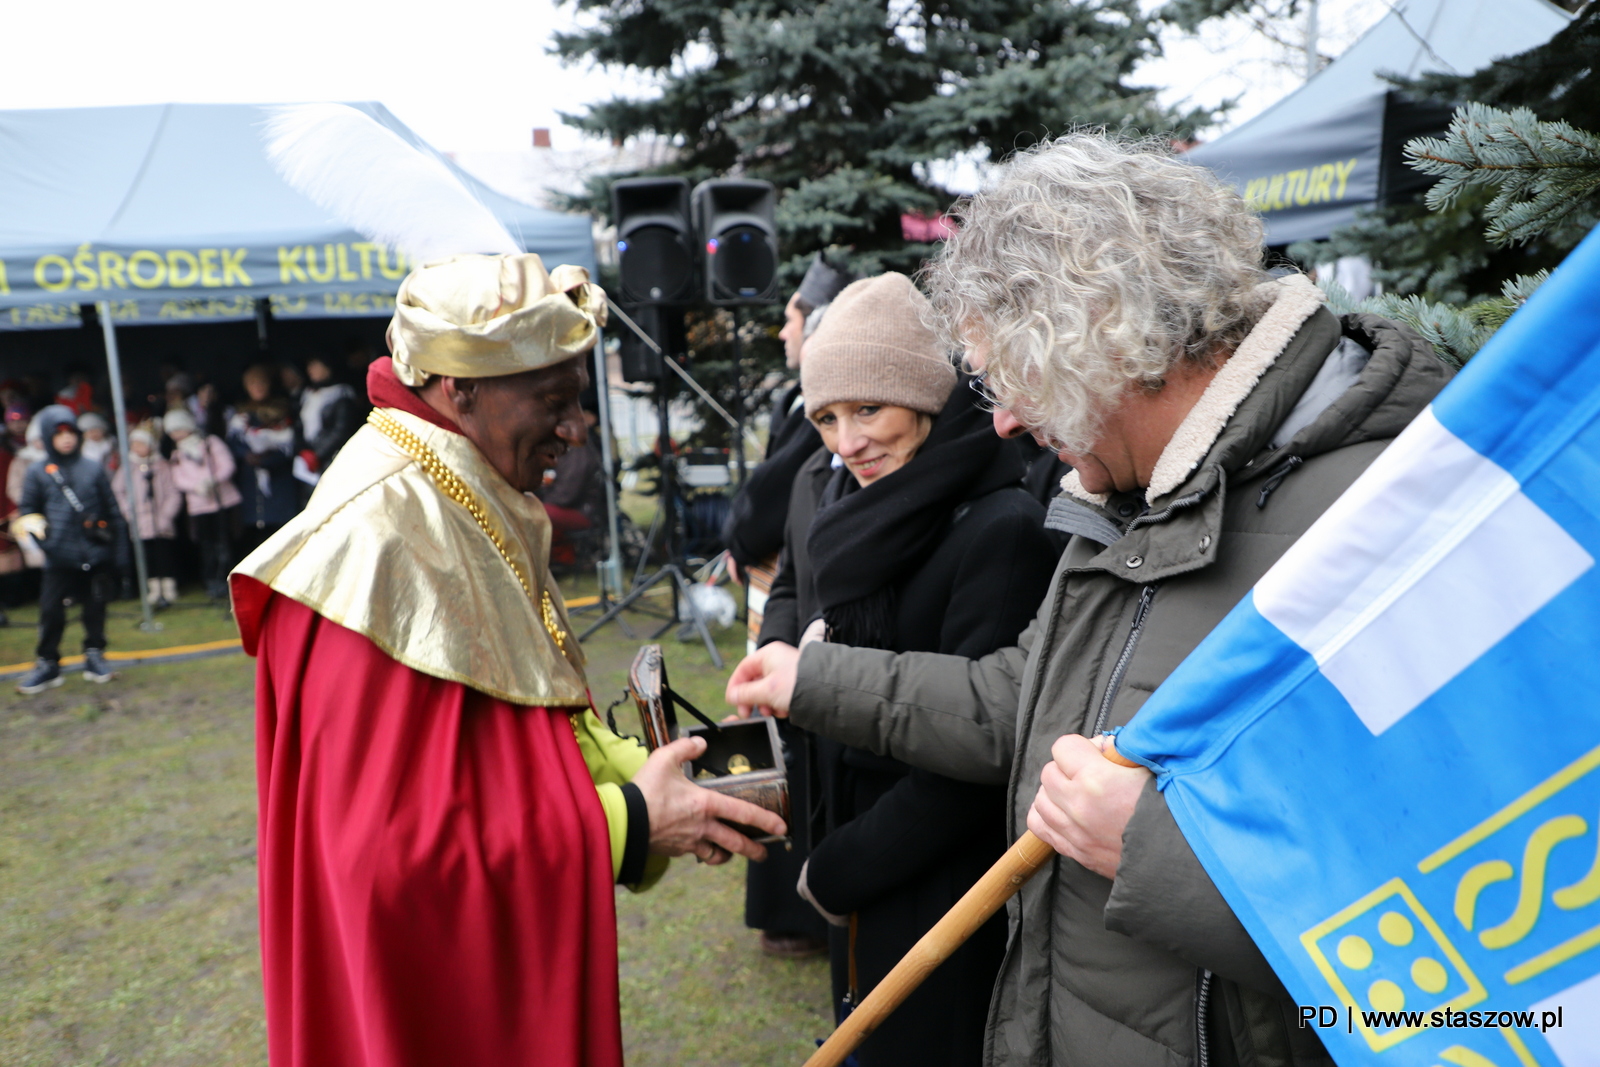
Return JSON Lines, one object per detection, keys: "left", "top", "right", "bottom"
{"left": 386, "top": 253, "right": 608, "bottom": 386}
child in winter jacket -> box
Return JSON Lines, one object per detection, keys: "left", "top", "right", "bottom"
{"left": 165, "top": 409, "right": 240, "bottom": 600}
{"left": 12, "top": 405, "right": 122, "bottom": 693}
{"left": 112, "top": 427, "right": 182, "bottom": 607}
{"left": 227, "top": 366, "right": 299, "bottom": 557}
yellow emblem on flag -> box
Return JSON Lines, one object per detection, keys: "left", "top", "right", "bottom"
{"left": 1302, "top": 879, "right": 1487, "bottom": 1052}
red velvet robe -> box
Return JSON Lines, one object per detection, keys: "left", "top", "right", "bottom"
{"left": 248, "top": 593, "right": 623, "bottom": 1067}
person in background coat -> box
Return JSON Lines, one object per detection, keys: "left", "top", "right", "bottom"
{"left": 165, "top": 408, "right": 240, "bottom": 601}
{"left": 298, "top": 354, "right": 362, "bottom": 471}
{"left": 228, "top": 365, "right": 300, "bottom": 556}
{"left": 112, "top": 426, "right": 183, "bottom": 608}
{"left": 537, "top": 406, "right": 604, "bottom": 569}
{"left": 6, "top": 412, "right": 44, "bottom": 549}
{"left": 77, "top": 412, "right": 116, "bottom": 467}
{"left": 726, "top": 252, "right": 859, "bottom": 960}
{"left": 721, "top": 254, "right": 857, "bottom": 578}
{"left": 0, "top": 401, "right": 33, "bottom": 625}
{"left": 760, "top": 273, "right": 1058, "bottom": 1067}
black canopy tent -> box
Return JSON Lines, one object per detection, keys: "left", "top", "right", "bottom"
{"left": 1184, "top": 0, "right": 1572, "bottom": 246}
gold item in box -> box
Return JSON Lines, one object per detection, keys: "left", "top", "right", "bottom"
{"left": 626, "top": 644, "right": 789, "bottom": 844}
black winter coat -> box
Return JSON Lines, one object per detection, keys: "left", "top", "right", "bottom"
{"left": 300, "top": 384, "right": 363, "bottom": 467}
{"left": 762, "top": 400, "right": 1058, "bottom": 1067}
{"left": 18, "top": 407, "right": 122, "bottom": 571}
{"left": 742, "top": 442, "right": 836, "bottom": 944}
{"left": 227, "top": 405, "right": 300, "bottom": 529}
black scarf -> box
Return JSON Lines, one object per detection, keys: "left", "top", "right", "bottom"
{"left": 807, "top": 380, "right": 1021, "bottom": 650}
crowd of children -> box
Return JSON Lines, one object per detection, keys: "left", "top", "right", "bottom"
{"left": 2, "top": 353, "right": 367, "bottom": 692}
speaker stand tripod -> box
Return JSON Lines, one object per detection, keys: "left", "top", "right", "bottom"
{"left": 578, "top": 559, "right": 721, "bottom": 668}
{"left": 578, "top": 369, "right": 723, "bottom": 668}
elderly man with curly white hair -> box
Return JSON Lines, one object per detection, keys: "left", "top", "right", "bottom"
{"left": 729, "top": 132, "right": 1453, "bottom": 1067}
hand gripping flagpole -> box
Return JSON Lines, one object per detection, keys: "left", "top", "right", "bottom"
{"left": 803, "top": 742, "right": 1142, "bottom": 1067}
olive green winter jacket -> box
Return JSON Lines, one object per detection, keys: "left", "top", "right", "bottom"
{"left": 788, "top": 278, "right": 1454, "bottom": 1067}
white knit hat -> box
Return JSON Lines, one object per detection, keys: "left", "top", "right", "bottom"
{"left": 162, "top": 408, "right": 197, "bottom": 435}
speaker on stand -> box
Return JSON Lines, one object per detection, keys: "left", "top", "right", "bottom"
{"left": 583, "top": 180, "right": 724, "bottom": 664}
{"left": 693, "top": 179, "right": 780, "bottom": 488}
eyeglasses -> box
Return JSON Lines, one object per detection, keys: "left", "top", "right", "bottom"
{"left": 967, "top": 370, "right": 1001, "bottom": 413}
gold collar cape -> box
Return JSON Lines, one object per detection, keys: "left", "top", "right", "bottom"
{"left": 231, "top": 407, "right": 587, "bottom": 707}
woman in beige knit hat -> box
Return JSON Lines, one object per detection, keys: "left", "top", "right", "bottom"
{"left": 757, "top": 271, "right": 1059, "bottom": 1067}
{"left": 801, "top": 272, "right": 957, "bottom": 484}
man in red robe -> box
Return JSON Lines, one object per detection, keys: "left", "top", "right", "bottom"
{"left": 232, "top": 254, "right": 783, "bottom": 1067}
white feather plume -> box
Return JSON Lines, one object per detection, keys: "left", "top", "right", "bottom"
{"left": 262, "top": 103, "right": 520, "bottom": 266}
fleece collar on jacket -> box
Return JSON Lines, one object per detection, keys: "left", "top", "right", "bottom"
{"left": 1060, "top": 275, "right": 1327, "bottom": 506}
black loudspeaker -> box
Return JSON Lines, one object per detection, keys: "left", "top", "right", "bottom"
{"left": 612, "top": 178, "right": 696, "bottom": 305}
{"left": 618, "top": 305, "right": 688, "bottom": 383}
{"left": 691, "top": 178, "right": 779, "bottom": 305}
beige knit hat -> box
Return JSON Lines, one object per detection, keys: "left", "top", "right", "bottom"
{"left": 802, "top": 273, "right": 956, "bottom": 417}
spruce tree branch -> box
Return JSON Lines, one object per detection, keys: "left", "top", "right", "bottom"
{"left": 1406, "top": 102, "right": 1600, "bottom": 245}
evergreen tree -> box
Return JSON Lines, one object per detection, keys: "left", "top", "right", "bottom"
{"left": 1408, "top": 102, "right": 1600, "bottom": 251}
{"left": 556, "top": 0, "right": 1206, "bottom": 272}
{"left": 552, "top": 0, "right": 1212, "bottom": 430}
{"left": 1157, "top": 0, "right": 1297, "bottom": 30}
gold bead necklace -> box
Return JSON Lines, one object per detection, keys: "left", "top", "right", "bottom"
{"left": 369, "top": 409, "right": 571, "bottom": 657}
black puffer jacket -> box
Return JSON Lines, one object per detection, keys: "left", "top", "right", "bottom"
{"left": 18, "top": 405, "right": 121, "bottom": 571}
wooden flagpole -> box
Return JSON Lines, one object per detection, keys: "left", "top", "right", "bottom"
{"left": 803, "top": 741, "right": 1145, "bottom": 1066}
{"left": 802, "top": 830, "right": 1055, "bottom": 1067}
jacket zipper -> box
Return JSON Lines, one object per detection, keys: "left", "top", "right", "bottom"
{"left": 1093, "top": 491, "right": 1214, "bottom": 1066}
{"left": 1127, "top": 489, "right": 1206, "bottom": 532}
{"left": 1255, "top": 455, "right": 1304, "bottom": 508}
{"left": 1090, "top": 580, "right": 1215, "bottom": 1066}
{"left": 1090, "top": 582, "right": 1159, "bottom": 736}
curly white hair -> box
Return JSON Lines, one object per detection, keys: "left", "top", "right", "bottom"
{"left": 922, "top": 132, "right": 1269, "bottom": 454}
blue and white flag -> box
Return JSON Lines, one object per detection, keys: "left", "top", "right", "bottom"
{"left": 1117, "top": 225, "right": 1600, "bottom": 1067}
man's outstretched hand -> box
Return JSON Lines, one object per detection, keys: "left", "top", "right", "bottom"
{"left": 724, "top": 642, "right": 801, "bottom": 719}
{"left": 632, "top": 736, "right": 787, "bottom": 865}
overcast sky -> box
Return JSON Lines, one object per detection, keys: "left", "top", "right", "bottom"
{"left": 0, "top": 0, "right": 1389, "bottom": 167}
{"left": 0, "top": 0, "right": 630, "bottom": 153}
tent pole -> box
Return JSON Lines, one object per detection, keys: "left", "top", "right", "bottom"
{"left": 730, "top": 308, "right": 747, "bottom": 487}
{"left": 1305, "top": 0, "right": 1320, "bottom": 80}
{"left": 594, "top": 332, "right": 624, "bottom": 600}
{"left": 97, "top": 301, "right": 160, "bottom": 633}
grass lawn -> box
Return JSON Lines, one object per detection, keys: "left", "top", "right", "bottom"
{"left": 0, "top": 594, "right": 243, "bottom": 672}
{"left": 1, "top": 577, "right": 830, "bottom": 1066}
